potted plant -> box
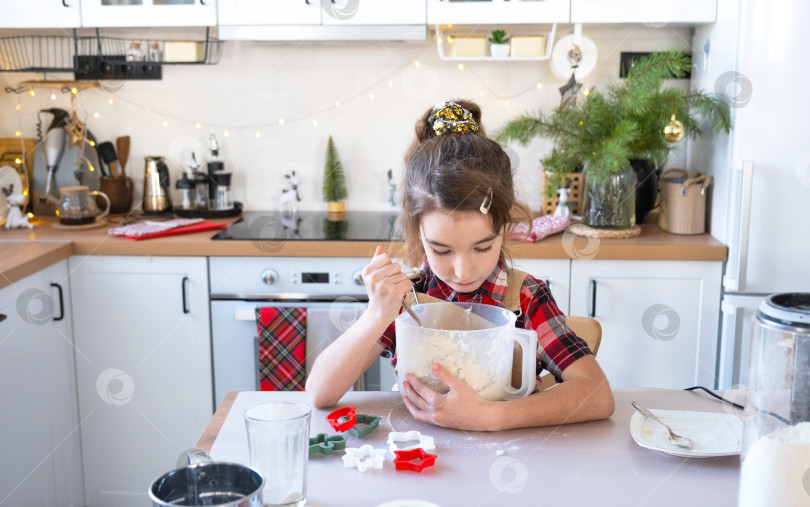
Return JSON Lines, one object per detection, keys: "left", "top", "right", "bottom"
{"left": 323, "top": 136, "right": 348, "bottom": 217}
{"left": 489, "top": 29, "right": 510, "bottom": 58}
{"left": 496, "top": 50, "right": 731, "bottom": 229}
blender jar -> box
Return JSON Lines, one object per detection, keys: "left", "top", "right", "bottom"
{"left": 738, "top": 293, "right": 810, "bottom": 507}
{"left": 212, "top": 171, "right": 234, "bottom": 210}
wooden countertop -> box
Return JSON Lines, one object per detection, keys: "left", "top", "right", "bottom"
{"left": 0, "top": 214, "right": 727, "bottom": 289}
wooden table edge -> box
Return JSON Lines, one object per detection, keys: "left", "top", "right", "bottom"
{"left": 194, "top": 391, "right": 238, "bottom": 452}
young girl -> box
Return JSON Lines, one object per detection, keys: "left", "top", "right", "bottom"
{"left": 306, "top": 100, "right": 614, "bottom": 430}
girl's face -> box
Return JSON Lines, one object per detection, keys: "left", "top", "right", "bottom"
{"left": 419, "top": 210, "right": 503, "bottom": 293}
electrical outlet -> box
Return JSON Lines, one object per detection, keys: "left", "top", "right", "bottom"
{"left": 74, "top": 55, "right": 162, "bottom": 81}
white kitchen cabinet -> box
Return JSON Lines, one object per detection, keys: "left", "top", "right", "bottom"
{"left": 81, "top": 0, "right": 217, "bottom": 27}
{"left": 428, "top": 0, "right": 570, "bottom": 25}
{"left": 0, "top": 260, "right": 84, "bottom": 507}
{"left": 322, "top": 0, "right": 426, "bottom": 26}
{"left": 570, "top": 260, "right": 722, "bottom": 390}
{"left": 70, "top": 255, "right": 213, "bottom": 507}
{"left": 0, "top": 0, "right": 82, "bottom": 28}
{"left": 570, "top": 0, "right": 716, "bottom": 24}
{"left": 217, "top": 0, "right": 321, "bottom": 25}
{"left": 512, "top": 259, "right": 571, "bottom": 315}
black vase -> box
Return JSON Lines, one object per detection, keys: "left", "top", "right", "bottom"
{"left": 632, "top": 159, "right": 658, "bottom": 225}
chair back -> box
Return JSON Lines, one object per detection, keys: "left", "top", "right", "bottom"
{"left": 535, "top": 316, "right": 602, "bottom": 392}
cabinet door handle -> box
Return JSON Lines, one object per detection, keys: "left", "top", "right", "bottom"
{"left": 181, "top": 276, "right": 190, "bottom": 314}
{"left": 62, "top": 0, "right": 70, "bottom": 7}
{"left": 589, "top": 280, "right": 597, "bottom": 318}
{"left": 200, "top": 0, "right": 207, "bottom": 5}
{"left": 0, "top": 314, "right": 6, "bottom": 323}
{"left": 50, "top": 283, "right": 65, "bottom": 321}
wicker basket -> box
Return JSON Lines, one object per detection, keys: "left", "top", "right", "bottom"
{"left": 541, "top": 173, "right": 583, "bottom": 216}
{"left": 658, "top": 168, "right": 711, "bottom": 235}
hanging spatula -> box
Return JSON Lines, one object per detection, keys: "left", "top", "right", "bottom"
{"left": 97, "top": 141, "right": 120, "bottom": 178}
{"left": 116, "top": 136, "right": 130, "bottom": 178}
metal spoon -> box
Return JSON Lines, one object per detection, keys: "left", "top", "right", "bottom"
{"left": 401, "top": 298, "right": 424, "bottom": 327}
{"left": 631, "top": 401, "right": 695, "bottom": 449}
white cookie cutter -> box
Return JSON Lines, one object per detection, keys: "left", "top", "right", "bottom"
{"left": 387, "top": 431, "right": 436, "bottom": 454}
{"left": 342, "top": 445, "right": 387, "bottom": 472}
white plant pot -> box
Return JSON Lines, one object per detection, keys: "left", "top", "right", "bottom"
{"left": 490, "top": 43, "right": 510, "bottom": 58}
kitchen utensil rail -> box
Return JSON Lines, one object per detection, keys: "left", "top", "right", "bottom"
{"left": 0, "top": 28, "right": 222, "bottom": 74}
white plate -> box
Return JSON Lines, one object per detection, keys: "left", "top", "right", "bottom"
{"left": 629, "top": 408, "right": 743, "bottom": 458}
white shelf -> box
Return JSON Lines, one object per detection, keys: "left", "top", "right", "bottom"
{"left": 435, "top": 24, "right": 556, "bottom": 62}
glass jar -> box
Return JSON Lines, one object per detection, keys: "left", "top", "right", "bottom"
{"left": 147, "top": 42, "right": 162, "bottom": 62}
{"left": 126, "top": 42, "right": 144, "bottom": 62}
{"left": 581, "top": 161, "right": 637, "bottom": 229}
{"left": 738, "top": 293, "right": 810, "bottom": 507}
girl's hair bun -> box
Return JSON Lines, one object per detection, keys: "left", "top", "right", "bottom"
{"left": 411, "top": 99, "right": 486, "bottom": 145}
{"left": 427, "top": 101, "right": 479, "bottom": 136}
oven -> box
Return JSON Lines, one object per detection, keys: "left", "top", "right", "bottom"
{"left": 209, "top": 256, "right": 396, "bottom": 408}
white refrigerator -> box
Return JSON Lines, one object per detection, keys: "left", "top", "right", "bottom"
{"left": 689, "top": 0, "right": 810, "bottom": 389}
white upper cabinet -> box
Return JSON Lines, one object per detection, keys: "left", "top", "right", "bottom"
{"left": 218, "top": 0, "right": 425, "bottom": 26}
{"left": 427, "top": 0, "right": 570, "bottom": 25}
{"left": 217, "top": 0, "right": 321, "bottom": 26}
{"left": 0, "top": 0, "right": 82, "bottom": 28}
{"left": 570, "top": 0, "right": 716, "bottom": 24}
{"left": 322, "top": 0, "right": 426, "bottom": 26}
{"left": 81, "top": 0, "right": 217, "bottom": 27}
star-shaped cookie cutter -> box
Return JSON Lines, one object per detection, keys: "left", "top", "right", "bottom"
{"left": 326, "top": 406, "right": 357, "bottom": 432}
{"left": 308, "top": 433, "right": 347, "bottom": 456}
{"left": 342, "top": 445, "right": 387, "bottom": 472}
{"left": 387, "top": 430, "right": 436, "bottom": 454}
{"left": 348, "top": 414, "right": 382, "bottom": 438}
{"left": 393, "top": 447, "right": 437, "bottom": 473}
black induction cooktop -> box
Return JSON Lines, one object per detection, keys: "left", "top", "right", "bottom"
{"left": 212, "top": 211, "right": 401, "bottom": 241}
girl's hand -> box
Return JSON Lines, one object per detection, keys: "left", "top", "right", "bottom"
{"left": 361, "top": 246, "right": 413, "bottom": 325}
{"left": 402, "top": 363, "right": 499, "bottom": 431}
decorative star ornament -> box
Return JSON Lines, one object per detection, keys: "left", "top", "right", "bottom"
{"left": 559, "top": 71, "right": 583, "bottom": 107}
{"left": 66, "top": 115, "right": 86, "bottom": 148}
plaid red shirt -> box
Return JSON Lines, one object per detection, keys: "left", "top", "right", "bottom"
{"left": 378, "top": 260, "right": 591, "bottom": 383}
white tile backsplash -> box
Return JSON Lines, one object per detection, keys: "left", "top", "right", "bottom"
{"left": 0, "top": 26, "right": 691, "bottom": 212}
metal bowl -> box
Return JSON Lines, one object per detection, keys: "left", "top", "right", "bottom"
{"left": 149, "top": 462, "right": 264, "bottom": 507}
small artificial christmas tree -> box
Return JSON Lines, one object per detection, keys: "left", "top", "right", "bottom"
{"left": 323, "top": 136, "right": 348, "bottom": 212}
{"left": 496, "top": 50, "right": 731, "bottom": 198}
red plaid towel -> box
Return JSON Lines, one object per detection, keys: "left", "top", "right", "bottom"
{"left": 256, "top": 307, "right": 307, "bottom": 391}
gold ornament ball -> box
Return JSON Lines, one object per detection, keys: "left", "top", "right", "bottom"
{"left": 663, "top": 114, "right": 684, "bottom": 143}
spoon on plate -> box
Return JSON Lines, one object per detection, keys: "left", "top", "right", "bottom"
{"left": 631, "top": 401, "right": 695, "bottom": 449}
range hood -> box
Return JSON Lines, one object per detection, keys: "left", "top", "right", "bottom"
{"left": 218, "top": 24, "right": 426, "bottom": 41}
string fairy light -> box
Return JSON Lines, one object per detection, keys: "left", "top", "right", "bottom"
{"left": 6, "top": 42, "right": 557, "bottom": 143}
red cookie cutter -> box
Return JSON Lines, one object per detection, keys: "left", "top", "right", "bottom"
{"left": 393, "top": 447, "right": 437, "bottom": 473}
{"left": 326, "top": 406, "right": 357, "bottom": 432}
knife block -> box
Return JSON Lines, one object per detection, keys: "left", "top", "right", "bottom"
{"left": 99, "top": 177, "right": 134, "bottom": 214}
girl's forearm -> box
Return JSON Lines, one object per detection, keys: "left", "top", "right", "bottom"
{"left": 305, "top": 311, "right": 391, "bottom": 408}
{"left": 490, "top": 357, "right": 615, "bottom": 430}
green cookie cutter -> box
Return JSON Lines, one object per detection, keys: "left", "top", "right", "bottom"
{"left": 309, "top": 433, "right": 347, "bottom": 456}
{"left": 348, "top": 414, "right": 382, "bottom": 438}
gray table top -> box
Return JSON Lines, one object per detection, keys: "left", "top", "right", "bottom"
{"left": 208, "top": 388, "right": 740, "bottom": 507}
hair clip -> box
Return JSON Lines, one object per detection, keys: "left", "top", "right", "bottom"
{"left": 480, "top": 187, "right": 493, "bottom": 215}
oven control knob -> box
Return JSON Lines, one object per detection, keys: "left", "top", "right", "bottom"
{"left": 352, "top": 270, "right": 365, "bottom": 286}
{"left": 261, "top": 269, "right": 278, "bottom": 285}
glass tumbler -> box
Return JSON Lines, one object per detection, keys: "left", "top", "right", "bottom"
{"left": 244, "top": 402, "right": 311, "bottom": 507}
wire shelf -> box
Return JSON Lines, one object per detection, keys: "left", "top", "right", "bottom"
{"left": 0, "top": 29, "right": 223, "bottom": 73}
